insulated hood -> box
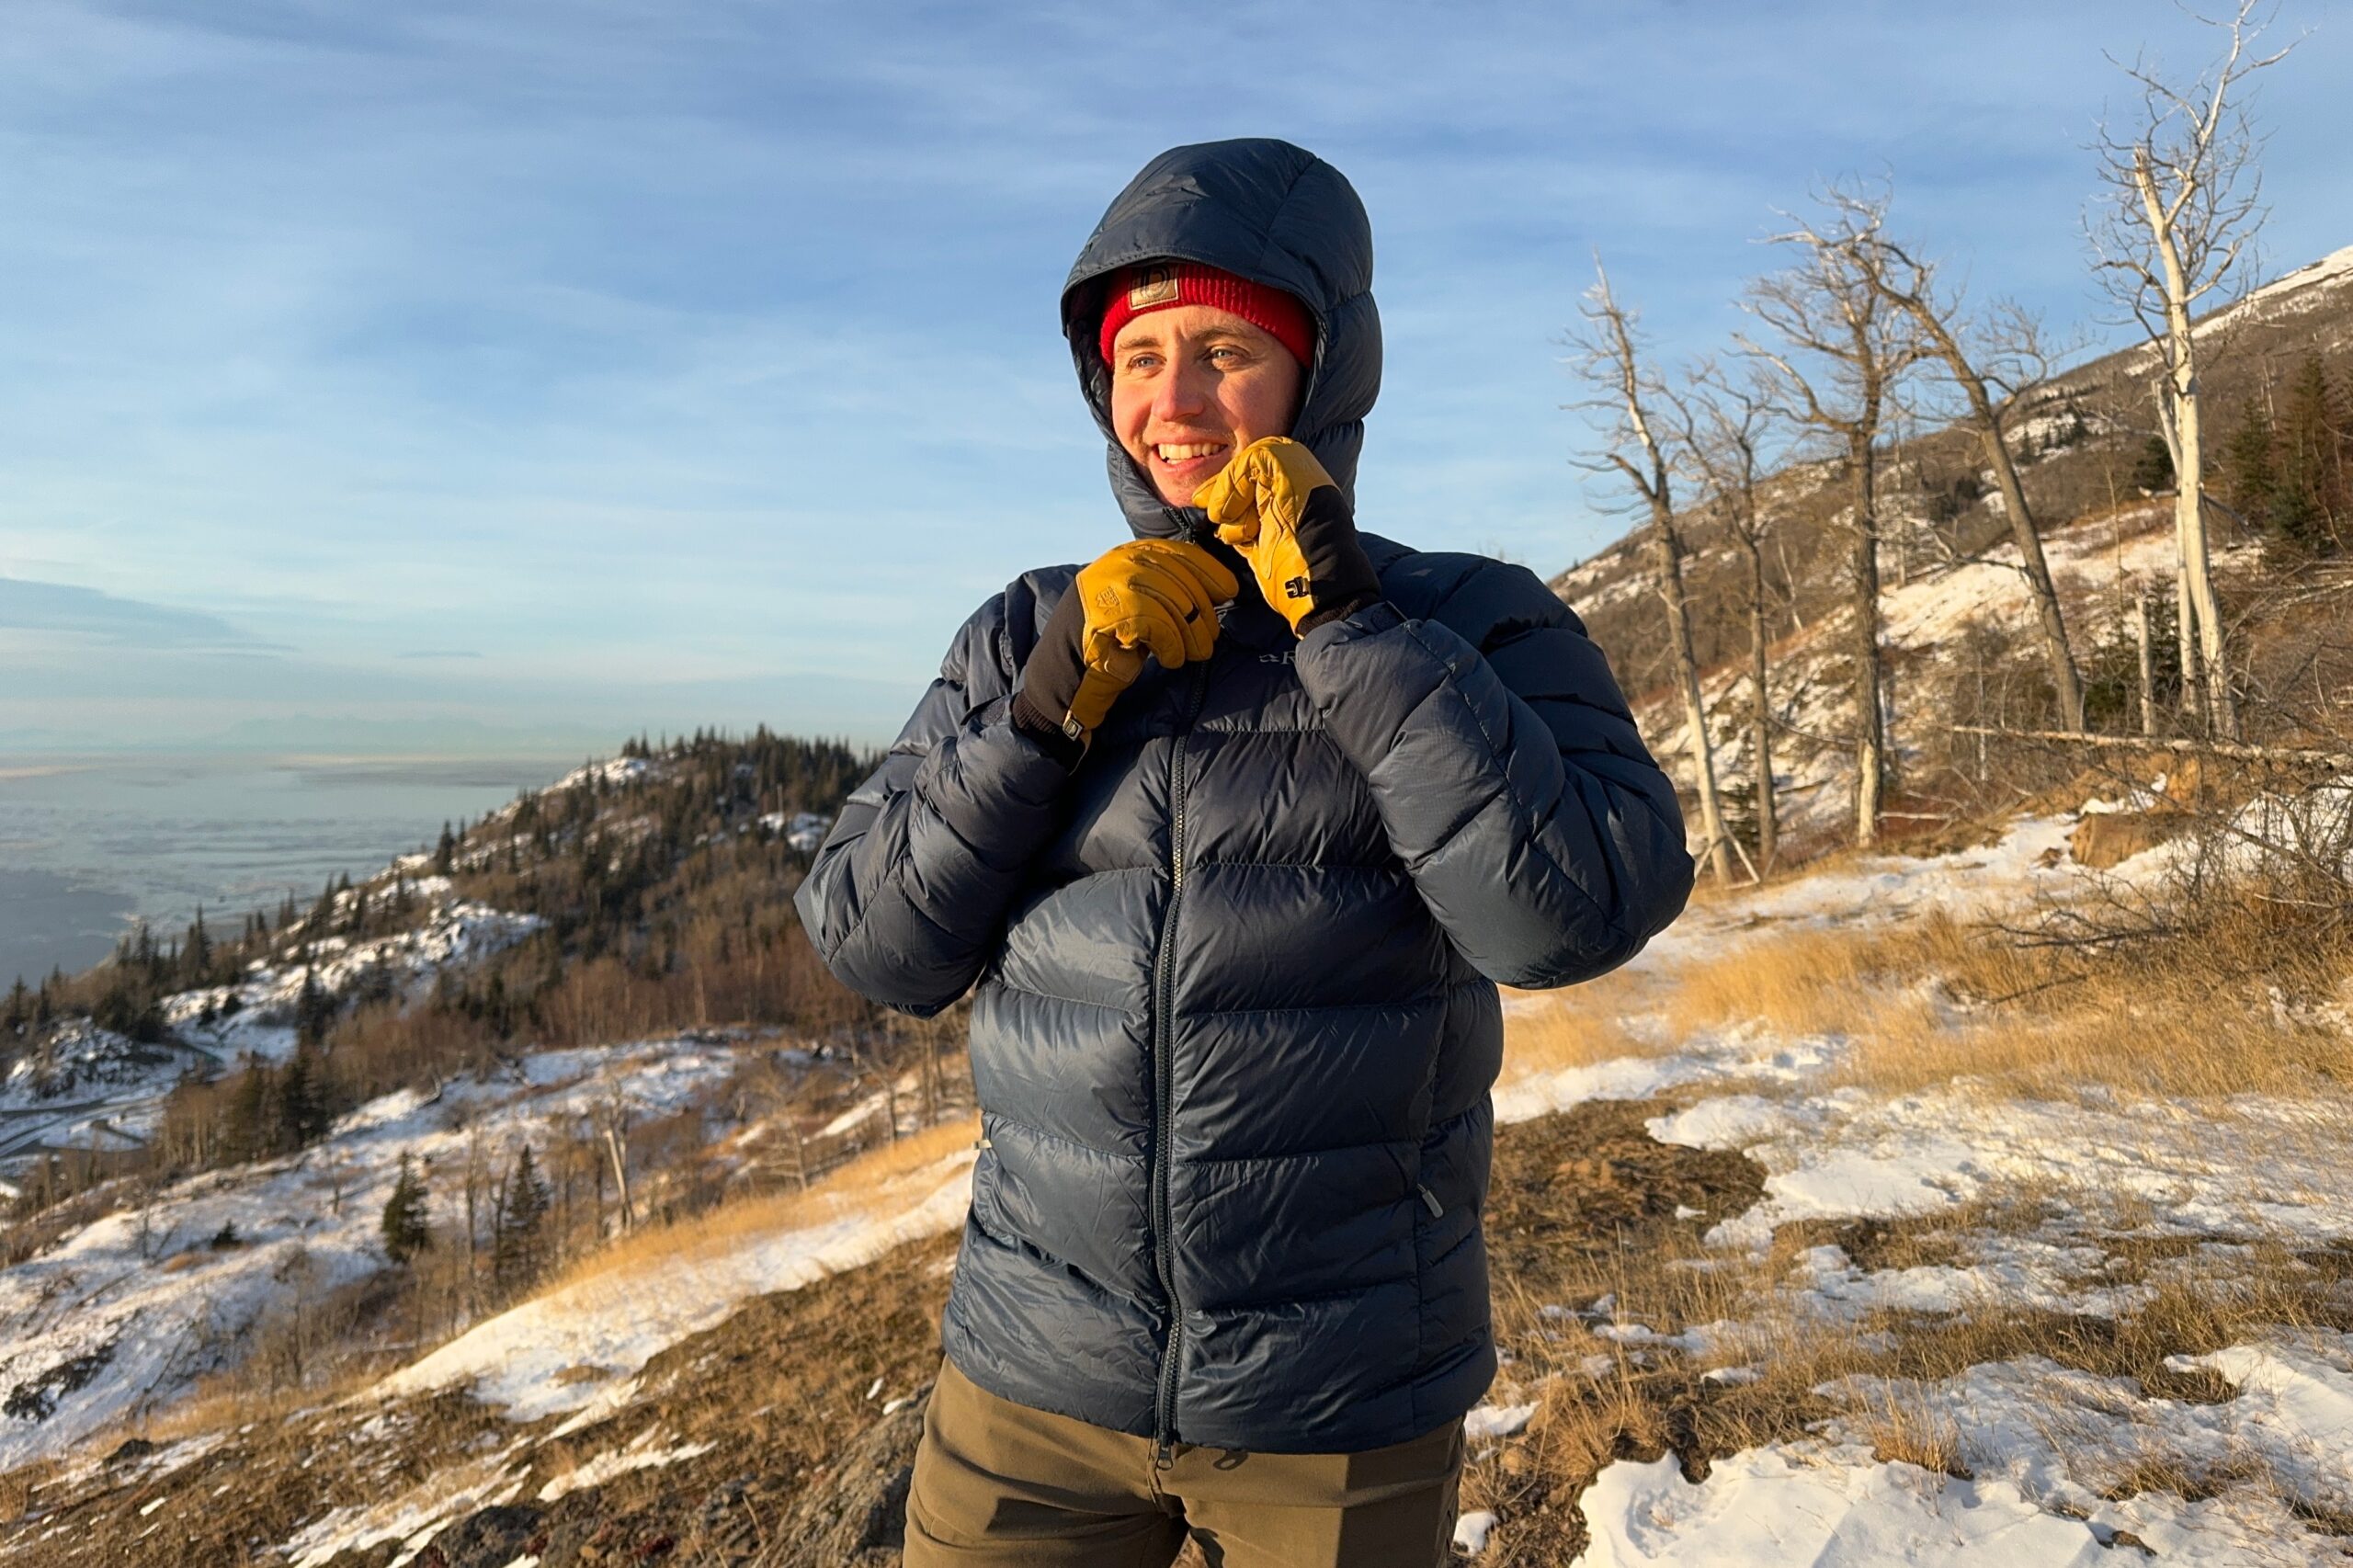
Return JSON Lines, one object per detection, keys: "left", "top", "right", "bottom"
{"left": 1062, "top": 138, "right": 1380, "bottom": 540}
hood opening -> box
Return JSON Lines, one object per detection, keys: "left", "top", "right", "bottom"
{"left": 1060, "top": 139, "right": 1380, "bottom": 541}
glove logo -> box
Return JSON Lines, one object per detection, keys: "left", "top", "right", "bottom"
{"left": 1283, "top": 575, "right": 1312, "bottom": 600}
{"left": 1095, "top": 587, "right": 1121, "bottom": 611}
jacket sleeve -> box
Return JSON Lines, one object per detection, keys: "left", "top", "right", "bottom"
{"left": 792, "top": 586, "right": 1072, "bottom": 1016}
{"left": 1292, "top": 562, "right": 1693, "bottom": 988}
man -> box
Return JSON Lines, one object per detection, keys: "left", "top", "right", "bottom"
{"left": 797, "top": 138, "right": 1691, "bottom": 1567}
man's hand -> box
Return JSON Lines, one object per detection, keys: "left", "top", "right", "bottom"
{"left": 1011, "top": 539, "right": 1237, "bottom": 763}
{"left": 1191, "top": 437, "right": 1382, "bottom": 635}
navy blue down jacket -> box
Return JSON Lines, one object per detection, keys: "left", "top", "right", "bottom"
{"left": 796, "top": 139, "right": 1693, "bottom": 1455}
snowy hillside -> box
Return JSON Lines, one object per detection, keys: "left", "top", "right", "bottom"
{"left": 0, "top": 887, "right": 541, "bottom": 1181}
{"left": 0, "top": 1035, "right": 740, "bottom": 1473}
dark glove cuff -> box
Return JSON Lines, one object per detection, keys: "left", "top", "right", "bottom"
{"left": 1010, "top": 686, "right": 1086, "bottom": 769}
{"left": 1297, "top": 486, "right": 1381, "bottom": 629}
{"left": 1011, "top": 589, "right": 1089, "bottom": 769}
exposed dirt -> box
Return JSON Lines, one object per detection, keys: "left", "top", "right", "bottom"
{"left": 1465, "top": 1098, "right": 1778, "bottom": 1567}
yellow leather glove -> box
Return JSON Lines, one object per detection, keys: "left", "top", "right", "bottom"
{"left": 1011, "top": 539, "right": 1238, "bottom": 761}
{"left": 1191, "top": 437, "right": 1381, "bottom": 635}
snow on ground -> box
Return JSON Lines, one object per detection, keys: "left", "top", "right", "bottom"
{"left": 165, "top": 895, "right": 544, "bottom": 1074}
{"left": 0, "top": 1021, "right": 194, "bottom": 1162}
{"left": 537, "top": 1423, "right": 716, "bottom": 1504}
{"left": 0, "top": 1038, "right": 740, "bottom": 1475}
{"left": 1478, "top": 800, "right": 2353, "bottom": 1562}
{"left": 1816, "top": 1333, "right": 2353, "bottom": 1531}
{"left": 1577, "top": 1333, "right": 2353, "bottom": 1566}
{"left": 278, "top": 1433, "right": 537, "bottom": 1568}
{"left": 2193, "top": 242, "right": 2353, "bottom": 342}
{"left": 379, "top": 1150, "right": 975, "bottom": 1424}
{"left": 0, "top": 885, "right": 545, "bottom": 1180}
{"left": 1656, "top": 1085, "right": 2353, "bottom": 1256}
{"left": 1632, "top": 496, "right": 2245, "bottom": 851}
{"left": 1574, "top": 1437, "right": 2353, "bottom": 1567}
{"left": 1563, "top": 1276, "right": 2353, "bottom": 1563}
{"left": 1492, "top": 810, "right": 2111, "bottom": 1125}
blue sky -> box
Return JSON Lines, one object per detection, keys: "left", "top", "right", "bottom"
{"left": 4, "top": 0, "right": 2347, "bottom": 753}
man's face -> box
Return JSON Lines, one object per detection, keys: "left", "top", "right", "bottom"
{"left": 1108, "top": 304, "right": 1305, "bottom": 506}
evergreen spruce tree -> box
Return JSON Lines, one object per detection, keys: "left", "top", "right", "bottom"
{"left": 2131, "top": 434, "right": 2175, "bottom": 495}
{"left": 295, "top": 967, "right": 335, "bottom": 1049}
{"left": 434, "top": 822, "right": 457, "bottom": 876}
{"left": 493, "top": 1143, "right": 552, "bottom": 1289}
{"left": 224, "top": 1060, "right": 273, "bottom": 1161}
{"left": 182, "top": 906, "right": 213, "bottom": 986}
{"left": 381, "top": 1153, "right": 433, "bottom": 1264}
{"left": 2274, "top": 355, "right": 2347, "bottom": 553}
{"left": 276, "top": 1045, "right": 329, "bottom": 1148}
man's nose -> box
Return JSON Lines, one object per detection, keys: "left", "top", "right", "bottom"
{"left": 1153, "top": 359, "right": 1211, "bottom": 423}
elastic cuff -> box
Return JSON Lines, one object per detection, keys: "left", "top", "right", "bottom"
{"left": 1299, "top": 597, "right": 1400, "bottom": 644}
{"left": 1296, "top": 591, "right": 1384, "bottom": 636}
{"left": 1009, "top": 687, "right": 1086, "bottom": 770}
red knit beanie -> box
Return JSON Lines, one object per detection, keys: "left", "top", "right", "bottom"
{"left": 1097, "top": 262, "right": 1315, "bottom": 368}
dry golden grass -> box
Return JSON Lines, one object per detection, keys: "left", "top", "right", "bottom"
{"left": 536, "top": 1113, "right": 979, "bottom": 1295}
{"left": 1608, "top": 892, "right": 2353, "bottom": 1103}
{"left": 129, "top": 1358, "right": 392, "bottom": 1449}
{"left": 1500, "top": 983, "right": 1666, "bottom": 1082}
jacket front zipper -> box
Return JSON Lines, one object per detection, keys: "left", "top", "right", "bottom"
{"left": 1150, "top": 662, "right": 1210, "bottom": 1465}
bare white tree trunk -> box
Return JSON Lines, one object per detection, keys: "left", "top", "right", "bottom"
{"left": 1848, "top": 439, "right": 1889, "bottom": 848}
{"left": 1743, "top": 533, "right": 1779, "bottom": 870}
{"left": 1740, "top": 214, "right": 1921, "bottom": 851}
{"left": 1665, "top": 365, "right": 1784, "bottom": 874}
{"left": 2090, "top": 0, "right": 2292, "bottom": 738}
{"left": 1574, "top": 258, "right": 1734, "bottom": 882}
{"left": 2135, "top": 591, "right": 2158, "bottom": 735}
{"left": 2139, "top": 151, "right": 2235, "bottom": 735}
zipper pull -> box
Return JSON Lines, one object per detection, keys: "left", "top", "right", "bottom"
{"left": 1417, "top": 1184, "right": 1444, "bottom": 1219}
{"left": 1153, "top": 1437, "right": 1176, "bottom": 1471}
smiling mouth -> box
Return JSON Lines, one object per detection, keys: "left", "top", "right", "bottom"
{"left": 1154, "top": 441, "right": 1230, "bottom": 464}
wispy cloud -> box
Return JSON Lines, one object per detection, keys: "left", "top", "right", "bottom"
{"left": 0, "top": 577, "right": 285, "bottom": 652}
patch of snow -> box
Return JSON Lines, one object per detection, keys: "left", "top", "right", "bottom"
{"left": 1646, "top": 1095, "right": 1796, "bottom": 1151}
{"left": 281, "top": 1437, "right": 530, "bottom": 1568}
{"left": 2172, "top": 1335, "right": 2353, "bottom": 1516}
{"left": 1462, "top": 1402, "right": 1537, "bottom": 1441}
{"left": 535, "top": 1424, "right": 715, "bottom": 1504}
{"left": 1811, "top": 1335, "right": 2353, "bottom": 1558}
{"left": 1451, "top": 1508, "right": 1498, "bottom": 1555}
{"left": 1678, "top": 1088, "right": 2353, "bottom": 1257}
{"left": 1575, "top": 1442, "right": 2313, "bottom": 1567}
{"left": 379, "top": 1153, "right": 977, "bottom": 1421}
{"left": 1493, "top": 1021, "right": 1844, "bottom": 1127}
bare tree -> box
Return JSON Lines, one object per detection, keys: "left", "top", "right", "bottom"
{"left": 1570, "top": 256, "right": 1734, "bottom": 882}
{"left": 1664, "top": 362, "right": 1786, "bottom": 871}
{"left": 2089, "top": 0, "right": 2299, "bottom": 738}
{"left": 1741, "top": 212, "right": 1926, "bottom": 849}
{"left": 1816, "top": 186, "right": 2087, "bottom": 730}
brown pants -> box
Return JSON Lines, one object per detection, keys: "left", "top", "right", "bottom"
{"left": 904, "top": 1358, "right": 1464, "bottom": 1568}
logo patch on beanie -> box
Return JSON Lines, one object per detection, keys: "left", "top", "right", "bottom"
{"left": 1127, "top": 265, "right": 1180, "bottom": 309}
